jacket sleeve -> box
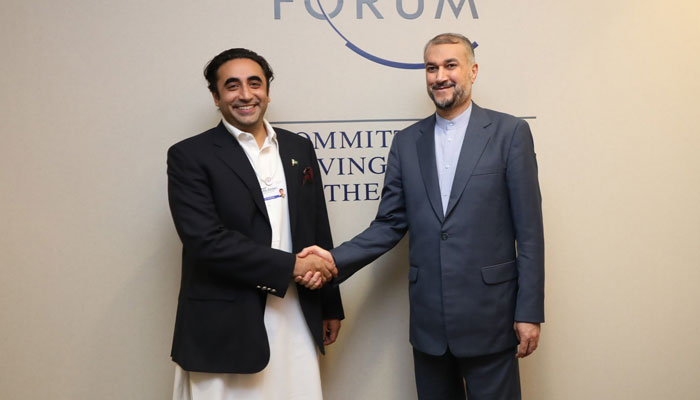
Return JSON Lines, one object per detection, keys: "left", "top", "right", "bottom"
{"left": 506, "top": 120, "right": 545, "bottom": 323}
{"left": 330, "top": 132, "right": 409, "bottom": 283}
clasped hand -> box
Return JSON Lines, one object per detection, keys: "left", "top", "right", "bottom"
{"left": 294, "top": 246, "right": 336, "bottom": 289}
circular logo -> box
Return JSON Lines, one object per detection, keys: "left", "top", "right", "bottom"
{"left": 315, "top": 0, "right": 478, "bottom": 70}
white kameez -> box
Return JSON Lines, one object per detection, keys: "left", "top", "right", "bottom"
{"left": 172, "top": 120, "right": 323, "bottom": 400}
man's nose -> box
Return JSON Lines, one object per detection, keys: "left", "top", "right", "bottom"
{"left": 436, "top": 67, "right": 448, "bottom": 82}
{"left": 239, "top": 85, "right": 252, "bottom": 101}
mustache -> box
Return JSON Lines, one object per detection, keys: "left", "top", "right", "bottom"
{"left": 431, "top": 81, "right": 456, "bottom": 90}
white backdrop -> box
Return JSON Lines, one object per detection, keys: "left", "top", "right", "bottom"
{"left": 2, "top": 1, "right": 700, "bottom": 399}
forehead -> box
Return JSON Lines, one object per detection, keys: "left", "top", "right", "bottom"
{"left": 216, "top": 58, "right": 265, "bottom": 85}
{"left": 424, "top": 43, "right": 470, "bottom": 64}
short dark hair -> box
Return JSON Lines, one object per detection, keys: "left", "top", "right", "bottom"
{"left": 204, "top": 48, "right": 274, "bottom": 95}
{"left": 424, "top": 33, "right": 475, "bottom": 64}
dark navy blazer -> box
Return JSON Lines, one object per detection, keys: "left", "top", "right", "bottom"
{"left": 167, "top": 123, "right": 344, "bottom": 373}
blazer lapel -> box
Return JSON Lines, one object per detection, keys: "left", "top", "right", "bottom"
{"left": 211, "top": 122, "right": 269, "bottom": 220}
{"left": 444, "top": 103, "right": 492, "bottom": 218}
{"left": 276, "top": 130, "right": 299, "bottom": 237}
{"left": 416, "top": 115, "right": 445, "bottom": 222}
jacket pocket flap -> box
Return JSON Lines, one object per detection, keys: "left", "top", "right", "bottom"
{"left": 481, "top": 260, "right": 517, "bottom": 284}
{"left": 408, "top": 266, "right": 418, "bottom": 282}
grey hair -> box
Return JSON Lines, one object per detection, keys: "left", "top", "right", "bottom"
{"left": 424, "top": 33, "right": 475, "bottom": 64}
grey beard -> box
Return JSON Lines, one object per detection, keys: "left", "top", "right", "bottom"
{"left": 428, "top": 85, "right": 467, "bottom": 110}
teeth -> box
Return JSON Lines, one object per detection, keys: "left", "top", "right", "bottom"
{"left": 237, "top": 105, "right": 254, "bottom": 110}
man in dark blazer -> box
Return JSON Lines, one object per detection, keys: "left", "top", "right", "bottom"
{"left": 300, "top": 33, "right": 544, "bottom": 399}
{"left": 167, "top": 48, "right": 343, "bottom": 398}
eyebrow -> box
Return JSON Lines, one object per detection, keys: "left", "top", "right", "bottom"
{"left": 223, "top": 75, "right": 263, "bottom": 86}
{"left": 425, "top": 58, "right": 460, "bottom": 66}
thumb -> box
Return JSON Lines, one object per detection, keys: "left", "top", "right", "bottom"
{"left": 297, "top": 247, "right": 312, "bottom": 258}
{"left": 298, "top": 245, "right": 319, "bottom": 258}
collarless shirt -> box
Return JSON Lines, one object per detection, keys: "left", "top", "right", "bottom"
{"left": 434, "top": 104, "right": 472, "bottom": 215}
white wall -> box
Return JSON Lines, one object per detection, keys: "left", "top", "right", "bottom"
{"left": 1, "top": 0, "right": 699, "bottom": 398}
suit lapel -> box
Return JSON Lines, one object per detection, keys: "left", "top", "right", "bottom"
{"left": 276, "top": 130, "right": 299, "bottom": 237}
{"left": 444, "top": 103, "right": 492, "bottom": 218}
{"left": 416, "top": 115, "right": 445, "bottom": 222}
{"left": 211, "top": 122, "right": 269, "bottom": 221}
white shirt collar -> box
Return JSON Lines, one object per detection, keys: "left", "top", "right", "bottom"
{"left": 221, "top": 118, "right": 278, "bottom": 147}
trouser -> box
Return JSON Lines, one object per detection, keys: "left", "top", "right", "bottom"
{"left": 413, "top": 346, "right": 521, "bottom": 400}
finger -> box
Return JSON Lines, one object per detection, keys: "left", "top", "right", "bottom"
{"left": 328, "top": 323, "right": 339, "bottom": 344}
{"left": 324, "top": 321, "right": 337, "bottom": 345}
{"left": 328, "top": 320, "right": 340, "bottom": 344}
{"left": 319, "top": 250, "right": 335, "bottom": 264}
{"left": 322, "top": 321, "right": 330, "bottom": 343}
{"left": 527, "top": 339, "right": 538, "bottom": 356}
{"left": 315, "top": 272, "right": 326, "bottom": 289}
{"left": 309, "top": 272, "right": 323, "bottom": 289}
{"left": 524, "top": 335, "right": 538, "bottom": 356}
{"left": 301, "top": 245, "right": 323, "bottom": 258}
{"left": 516, "top": 339, "right": 531, "bottom": 358}
{"left": 297, "top": 246, "right": 314, "bottom": 258}
{"left": 304, "top": 281, "right": 316, "bottom": 290}
{"left": 297, "top": 271, "right": 313, "bottom": 286}
{"left": 305, "top": 246, "right": 333, "bottom": 263}
{"left": 303, "top": 273, "right": 318, "bottom": 289}
{"left": 303, "top": 271, "right": 315, "bottom": 282}
{"left": 320, "top": 264, "right": 333, "bottom": 280}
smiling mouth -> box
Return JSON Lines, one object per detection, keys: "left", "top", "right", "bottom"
{"left": 432, "top": 83, "right": 455, "bottom": 91}
{"left": 234, "top": 105, "right": 257, "bottom": 111}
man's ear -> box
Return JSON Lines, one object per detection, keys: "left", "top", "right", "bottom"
{"left": 211, "top": 91, "right": 220, "bottom": 108}
{"left": 470, "top": 63, "right": 479, "bottom": 83}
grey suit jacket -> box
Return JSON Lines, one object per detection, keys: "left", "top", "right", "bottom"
{"left": 332, "top": 103, "right": 544, "bottom": 357}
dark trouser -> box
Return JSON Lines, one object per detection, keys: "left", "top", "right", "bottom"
{"left": 413, "top": 347, "right": 521, "bottom": 400}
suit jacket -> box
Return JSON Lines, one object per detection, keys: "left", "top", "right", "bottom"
{"left": 167, "top": 122, "right": 344, "bottom": 373}
{"left": 332, "top": 103, "right": 544, "bottom": 357}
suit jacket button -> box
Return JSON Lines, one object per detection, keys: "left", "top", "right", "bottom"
{"left": 441, "top": 232, "right": 449, "bottom": 240}
{"left": 271, "top": 289, "right": 277, "bottom": 293}
{"left": 256, "top": 285, "right": 261, "bottom": 289}
{"left": 262, "top": 286, "right": 267, "bottom": 290}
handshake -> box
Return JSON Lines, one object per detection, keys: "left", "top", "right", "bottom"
{"left": 293, "top": 246, "right": 335, "bottom": 290}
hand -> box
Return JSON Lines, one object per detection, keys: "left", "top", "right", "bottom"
{"left": 323, "top": 319, "right": 341, "bottom": 345}
{"left": 294, "top": 270, "right": 324, "bottom": 289}
{"left": 293, "top": 253, "right": 337, "bottom": 290}
{"left": 298, "top": 245, "right": 335, "bottom": 265}
{"left": 514, "top": 322, "right": 541, "bottom": 358}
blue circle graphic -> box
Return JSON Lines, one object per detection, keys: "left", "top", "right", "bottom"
{"left": 315, "top": 0, "right": 478, "bottom": 70}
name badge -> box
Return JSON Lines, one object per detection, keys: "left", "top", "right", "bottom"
{"left": 262, "top": 181, "right": 286, "bottom": 201}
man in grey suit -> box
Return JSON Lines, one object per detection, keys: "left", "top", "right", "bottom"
{"left": 299, "top": 33, "right": 544, "bottom": 399}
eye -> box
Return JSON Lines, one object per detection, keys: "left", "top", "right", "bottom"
{"left": 249, "top": 81, "right": 261, "bottom": 88}
{"left": 426, "top": 65, "right": 437, "bottom": 72}
{"left": 226, "top": 83, "right": 239, "bottom": 91}
{"left": 447, "top": 63, "right": 457, "bottom": 69}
